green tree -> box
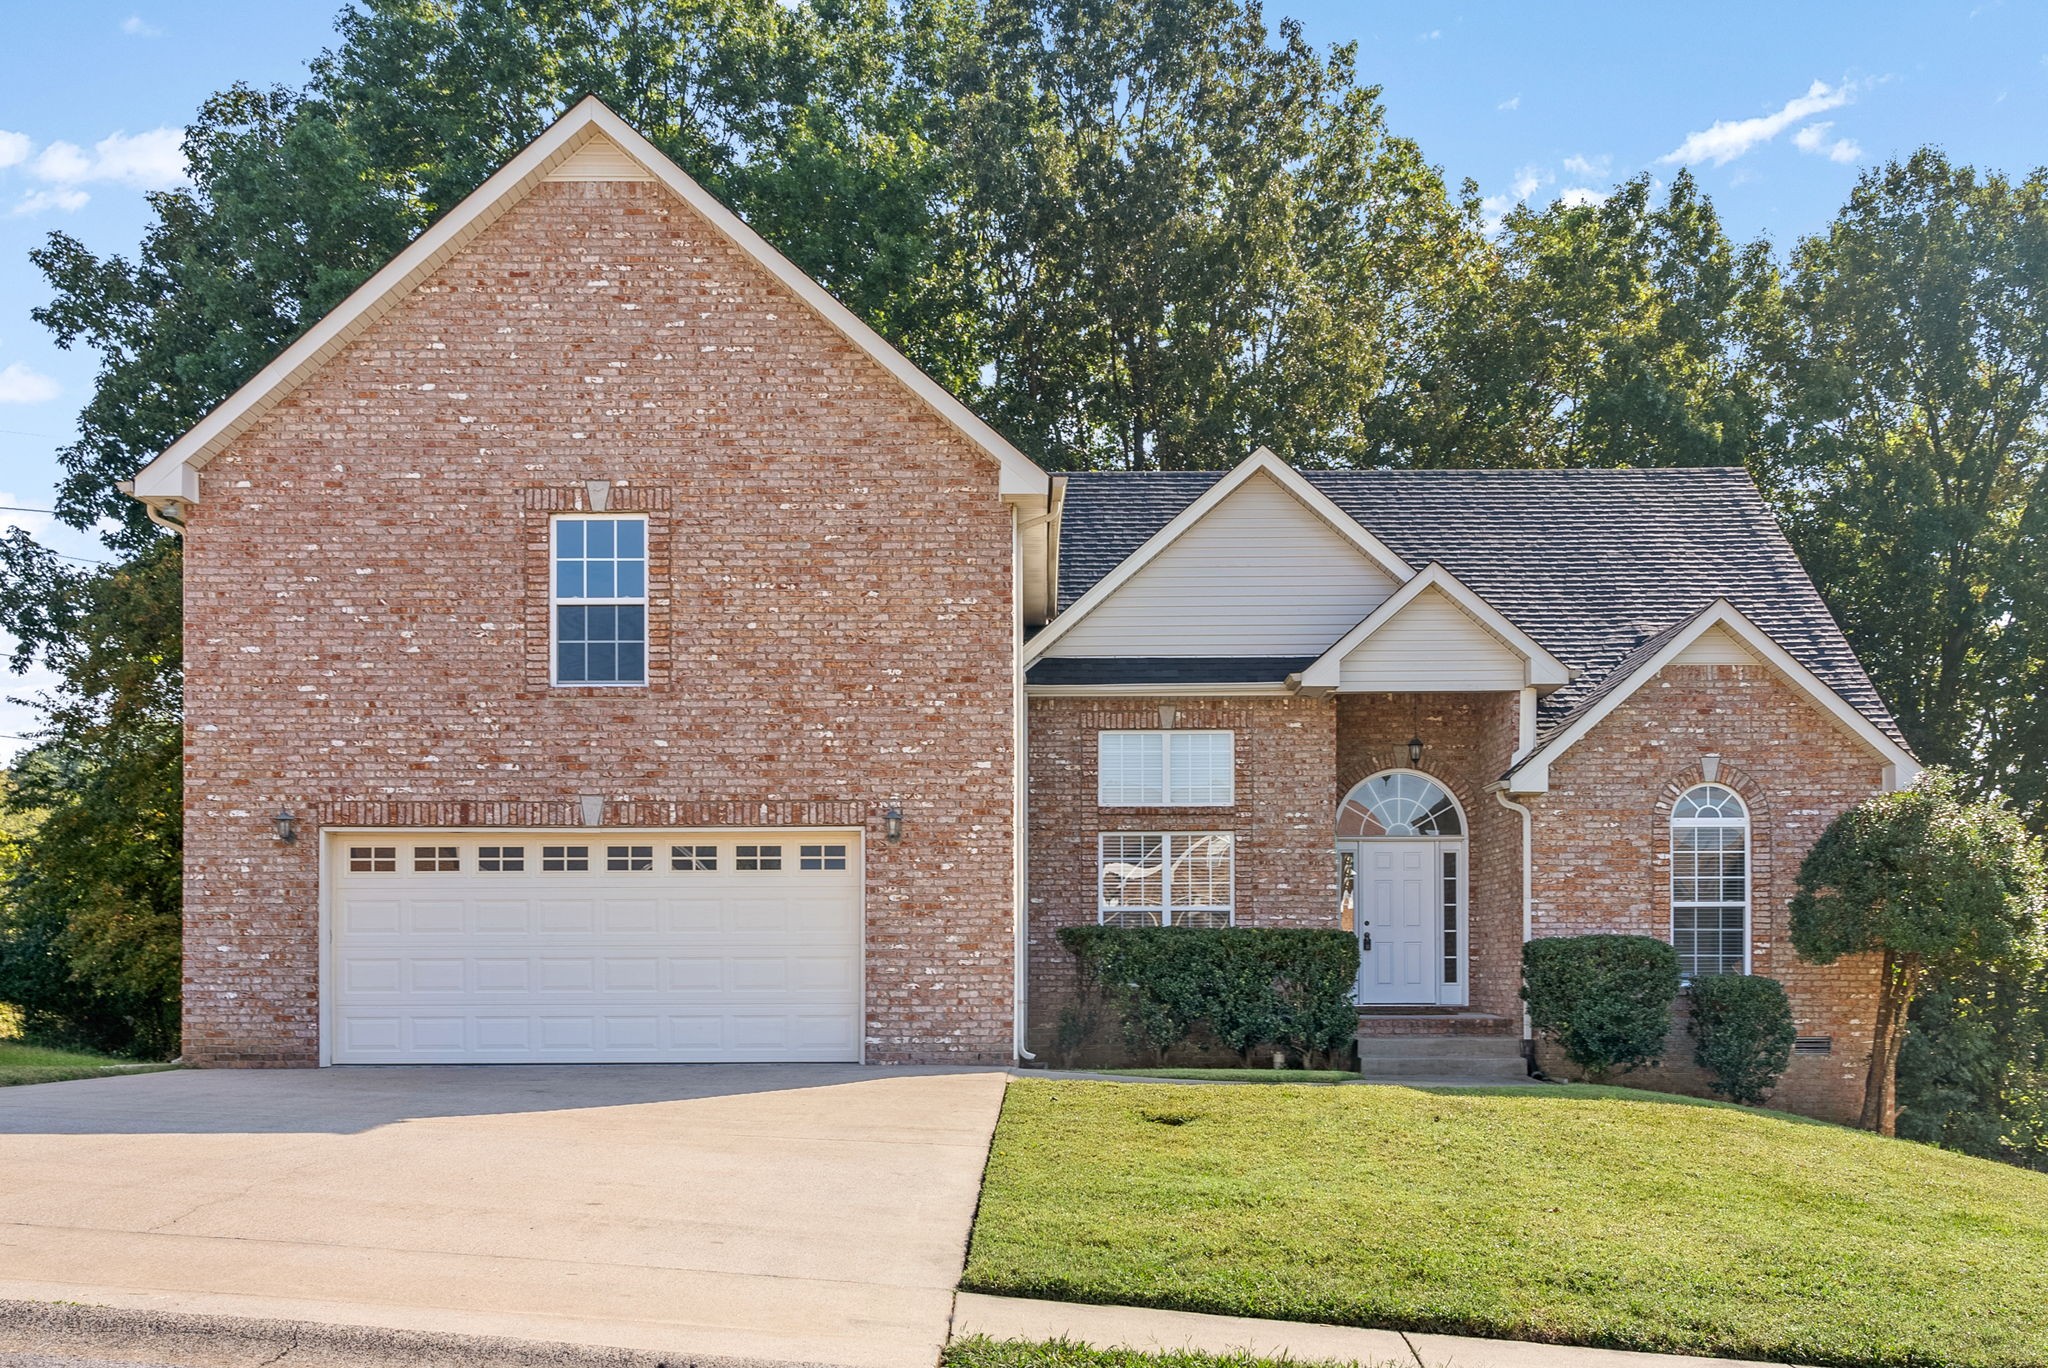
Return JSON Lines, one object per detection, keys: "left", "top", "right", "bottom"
{"left": 1768, "top": 152, "right": 2048, "bottom": 824}
{"left": 940, "top": 0, "right": 1480, "bottom": 469}
{"left": 1383, "top": 173, "right": 1783, "bottom": 469}
{"left": 1791, "top": 768, "right": 2047, "bottom": 1134}
{"left": 0, "top": 541, "right": 183, "bottom": 1057}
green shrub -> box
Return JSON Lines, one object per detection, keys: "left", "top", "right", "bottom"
{"left": 1522, "top": 934, "right": 1679, "bottom": 1080}
{"left": 1058, "top": 927, "right": 1359, "bottom": 1067}
{"left": 1687, "top": 973, "right": 1795, "bottom": 1104}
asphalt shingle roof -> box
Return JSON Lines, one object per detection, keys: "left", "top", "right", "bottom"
{"left": 1052, "top": 466, "right": 1907, "bottom": 750}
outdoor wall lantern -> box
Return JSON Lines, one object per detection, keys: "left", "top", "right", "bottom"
{"left": 1408, "top": 736, "right": 1425, "bottom": 767}
{"left": 272, "top": 809, "right": 299, "bottom": 844}
{"left": 884, "top": 805, "right": 905, "bottom": 844}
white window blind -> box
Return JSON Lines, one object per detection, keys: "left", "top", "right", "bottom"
{"left": 1097, "top": 731, "right": 1234, "bottom": 806}
{"left": 1097, "top": 832, "right": 1235, "bottom": 928}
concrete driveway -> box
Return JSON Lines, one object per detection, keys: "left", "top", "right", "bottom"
{"left": 0, "top": 1065, "right": 1009, "bottom": 1368}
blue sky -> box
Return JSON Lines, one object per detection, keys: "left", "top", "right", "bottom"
{"left": 0, "top": 1, "right": 2041, "bottom": 749}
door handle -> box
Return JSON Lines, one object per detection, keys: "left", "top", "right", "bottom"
{"left": 1359, "top": 932, "right": 1373, "bottom": 951}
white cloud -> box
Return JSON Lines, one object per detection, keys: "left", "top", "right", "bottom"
{"left": 1792, "top": 121, "right": 1863, "bottom": 164}
{"left": 1562, "top": 153, "right": 1611, "bottom": 179}
{"left": 1660, "top": 79, "right": 1856, "bottom": 167}
{"left": 31, "top": 127, "right": 185, "bottom": 191}
{"left": 1558, "top": 187, "right": 1608, "bottom": 208}
{"left": 1509, "top": 166, "right": 1550, "bottom": 201}
{"left": 1418, "top": 28, "right": 1442, "bottom": 40}
{"left": 0, "top": 131, "right": 29, "bottom": 170}
{"left": 0, "top": 364, "right": 59, "bottom": 405}
{"left": 1497, "top": 95, "right": 1520, "bottom": 111}
{"left": 11, "top": 188, "right": 89, "bottom": 216}
{"left": 120, "top": 15, "right": 163, "bottom": 37}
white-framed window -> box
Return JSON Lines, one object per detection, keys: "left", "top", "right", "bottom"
{"left": 413, "top": 845, "right": 459, "bottom": 873}
{"left": 800, "top": 843, "right": 849, "bottom": 871}
{"left": 479, "top": 845, "right": 525, "bottom": 872}
{"left": 1097, "top": 730, "right": 1234, "bottom": 807}
{"left": 1671, "top": 783, "right": 1750, "bottom": 979}
{"left": 606, "top": 845, "right": 655, "bottom": 871}
{"left": 348, "top": 845, "right": 396, "bottom": 873}
{"left": 552, "top": 514, "right": 648, "bottom": 686}
{"left": 1097, "top": 832, "right": 1235, "bottom": 928}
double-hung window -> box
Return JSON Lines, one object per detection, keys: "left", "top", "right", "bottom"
{"left": 1098, "top": 731, "right": 1234, "bottom": 806}
{"left": 553, "top": 515, "right": 647, "bottom": 686}
{"left": 1671, "top": 784, "right": 1750, "bottom": 979}
{"left": 1098, "top": 833, "right": 1235, "bottom": 928}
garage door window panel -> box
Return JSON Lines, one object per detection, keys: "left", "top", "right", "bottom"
{"left": 543, "top": 845, "right": 590, "bottom": 872}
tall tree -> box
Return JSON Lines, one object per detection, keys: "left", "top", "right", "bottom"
{"left": 1768, "top": 152, "right": 2048, "bottom": 822}
{"left": 1382, "top": 173, "right": 1783, "bottom": 469}
{"left": 940, "top": 0, "right": 1479, "bottom": 469}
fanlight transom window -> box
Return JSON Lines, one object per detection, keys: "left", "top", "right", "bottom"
{"left": 1337, "top": 771, "right": 1463, "bottom": 838}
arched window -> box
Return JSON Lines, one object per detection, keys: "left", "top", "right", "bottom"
{"left": 1336, "top": 771, "right": 1463, "bottom": 838}
{"left": 1671, "top": 784, "right": 1749, "bottom": 979}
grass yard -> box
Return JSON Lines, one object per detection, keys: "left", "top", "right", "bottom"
{"left": 946, "top": 1338, "right": 1396, "bottom": 1368}
{"left": 964, "top": 1079, "right": 2048, "bottom": 1368}
{"left": 1089, "top": 1069, "right": 1358, "bottom": 1085}
{"left": 0, "top": 1039, "right": 173, "bottom": 1088}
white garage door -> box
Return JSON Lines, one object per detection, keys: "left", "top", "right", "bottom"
{"left": 326, "top": 830, "right": 862, "bottom": 1063}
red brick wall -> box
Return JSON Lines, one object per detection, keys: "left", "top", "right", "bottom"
{"left": 1336, "top": 692, "right": 1523, "bottom": 1022}
{"left": 180, "top": 178, "right": 1018, "bottom": 1066}
{"left": 1024, "top": 695, "right": 1338, "bottom": 1048}
{"left": 1529, "top": 662, "right": 1886, "bottom": 1122}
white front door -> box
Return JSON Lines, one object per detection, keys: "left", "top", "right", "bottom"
{"left": 1351, "top": 839, "right": 1457, "bottom": 1006}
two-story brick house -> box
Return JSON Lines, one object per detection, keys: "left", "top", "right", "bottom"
{"left": 129, "top": 99, "right": 1916, "bottom": 1123}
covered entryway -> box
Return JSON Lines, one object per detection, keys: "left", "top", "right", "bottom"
{"left": 326, "top": 829, "right": 862, "bottom": 1063}
{"left": 1336, "top": 772, "right": 1468, "bottom": 1007}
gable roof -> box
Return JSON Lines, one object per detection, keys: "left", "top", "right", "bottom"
{"left": 1054, "top": 465, "right": 1910, "bottom": 753}
{"left": 1022, "top": 449, "right": 1410, "bottom": 663}
{"left": 131, "top": 96, "right": 1048, "bottom": 506}
{"left": 1295, "top": 561, "right": 1570, "bottom": 692}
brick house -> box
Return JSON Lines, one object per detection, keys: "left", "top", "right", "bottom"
{"left": 128, "top": 99, "right": 1916, "bottom": 1122}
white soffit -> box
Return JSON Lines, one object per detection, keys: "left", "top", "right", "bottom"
{"left": 1295, "top": 562, "right": 1570, "bottom": 692}
{"left": 1023, "top": 448, "right": 1413, "bottom": 663}
{"left": 132, "top": 97, "right": 1048, "bottom": 504}
{"left": 1503, "top": 599, "right": 1920, "bottom": 794}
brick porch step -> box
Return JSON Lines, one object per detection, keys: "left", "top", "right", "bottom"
{"left": 1356, "top": 1009, "right": 1516, "bottom": 1037}
{"left": 1356, "top": 1032, "right": 1530, "bottom": 1083}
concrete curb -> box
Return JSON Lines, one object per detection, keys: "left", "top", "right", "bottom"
{"left": 950, "top": 1292, "right": 1812, "bottom": 1368}
{"left": 0, "top": 1299, "right": 840, "bottom": 1368}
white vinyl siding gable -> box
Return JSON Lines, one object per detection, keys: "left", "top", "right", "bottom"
{"left": 1337, "top": 586, "right": 1526, "bottom": 691}
{"left": 1044, "top": 473, "right": 1399, "bottom": 657}
{"left": 1673, "top": 624, "right": 1766, "bottom": 666}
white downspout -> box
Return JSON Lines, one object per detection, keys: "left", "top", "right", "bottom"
{"left": 1012, "top": 504, "right": 1035, "bottom": 1062}
{"left": 1491, "top": 786, "right": 1535, "bottom": 1047}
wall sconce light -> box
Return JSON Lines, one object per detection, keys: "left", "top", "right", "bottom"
{"left": 273, "top": 809, "right": 299, "bottom": 844}
{"left": 1408, "top": 736, "right": 1425, "bottom": 767}
{"left": 884, "top": 806, "right": 904, "bottom": 844}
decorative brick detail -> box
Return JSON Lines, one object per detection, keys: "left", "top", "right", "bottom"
{"left": 180, "top": 178, "right": 1017, "bottom": 1067}
{"left": 1529, "top": 662, "right": 1886, "bottom": 1122}
{"left": 1025, "top": 694, "right": 1339, "bottom": 1049}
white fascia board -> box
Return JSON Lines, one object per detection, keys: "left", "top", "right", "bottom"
{"left": 1022, "top": 447, "right": 1413, "bottom": 664}
{"left": 130, "top": 97, "right": 1047, "bottom": 505}
{"left": 1025, "top": 682, "right": 1294, "bottom": 698}
{"left": 1503, "top": 599, "right": 1921, "bottom": 795}
{"left": 1295, "top": 561, "right": 1570, "bottom": 691}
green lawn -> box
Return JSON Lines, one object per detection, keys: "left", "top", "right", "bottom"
{"left": 946, "top": 1338, "right": 1397, "bottom": 1368}
{"left": 964, "top": 1079, "right": 2048, "bottom": 1368}
{"left": 0, "top": 1039, "right": 174, "bottom": 1087}
{"left": 1089, "top": 1069, "right": 1358, "bottom": 1085}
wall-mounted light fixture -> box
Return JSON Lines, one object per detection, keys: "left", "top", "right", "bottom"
{"left": 1408, "top": 736, "right": 1425, "bottom": 767}
{"left": 884, "top": 805, "right": 905, "bottom": 844}
{"left": 273, "top": 809, "right": 299, "bottom": 844}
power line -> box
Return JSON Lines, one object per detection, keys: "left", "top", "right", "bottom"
{"left": 0, "top": 504, "right": 58, "bottom": 515}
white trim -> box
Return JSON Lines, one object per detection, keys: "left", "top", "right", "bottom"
{"left": 1503, "top": 600, "right": 1921, "bottom": 795}
{"left": 1027, "top": 682, "right": 1293, "bottom": 698}
{"left": 1669, "top": 784, "right": 1753, "bottom": 979}
{"left": 1294, "top": 562, "right": 1570, "bottom": 692}
{"left": 133, "top": 97, "right": 1047, "bottom": 503}
{"left": 549, "top": 511, "right": 650, "bottom": 688}
{"left": 1023, "top": 449, "right": 1413, "bottom": 663}
{"left": 1489, "top": 785, "right": 1536, "bottom": 1042}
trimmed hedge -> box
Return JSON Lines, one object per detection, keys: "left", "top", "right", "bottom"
{"left": 1057, "top": 926, "right": 1359, "bottom": 1067}
{"left": 1522, "top": 934, "right": 1679, "bottom": 1080}
{"left": 1688, "top": 973, "right": 1796, "bottom": 1105}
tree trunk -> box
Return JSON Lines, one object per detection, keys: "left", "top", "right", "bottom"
{"left": 1858, "top": 949, "right": 1925, "bottom": 1135}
